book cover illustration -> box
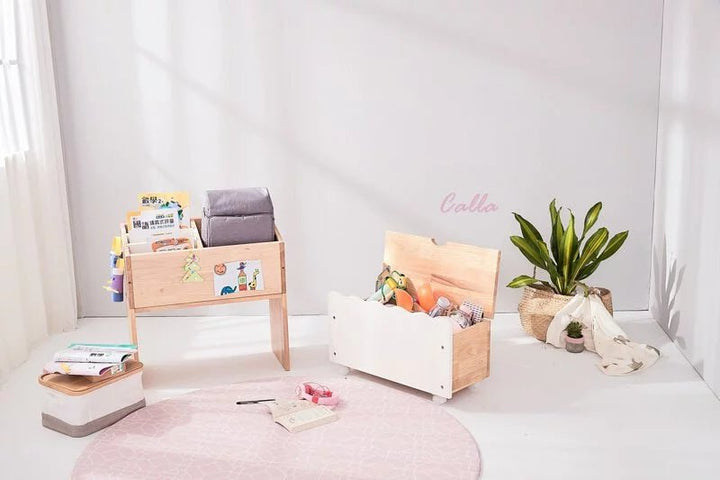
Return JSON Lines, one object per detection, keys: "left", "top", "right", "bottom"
{"left": 137, "top": 191, "right": 190, "bottom": 225}
{"left": 213, "top": 260, "right": 264, "bottom": 296}
{"left": 126, "top": 209, "right": 181, "bottom": 244}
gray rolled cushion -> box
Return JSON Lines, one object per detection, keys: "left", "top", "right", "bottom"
{"left": 201, "top": 213, "right": 275, "bottom": 247}
{"left": 204, "top": 187, "right": 273, "bottom": 217}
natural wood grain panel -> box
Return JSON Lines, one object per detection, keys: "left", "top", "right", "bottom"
{"left": 270, "top": 294, "right": 290, "bottom": 370}
{"left": 383, "top": 231, "right": 501, "bottom": 318}
{"left": 132, "top": 293, "right": 283, "bottom": 313}
{"left": 38, "top": 361, "right": 144, "bottom": 396}
{"left": 452, "top": 320, "right": 491, "bottom": 392}
{"left": 270, "top": 240, "right": 289, "bottom": 370}
{"left": 129, "top": 240, "right": 282, "bottom": 309}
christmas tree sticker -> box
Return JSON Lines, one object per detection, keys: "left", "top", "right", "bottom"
{"left": 182, "top": 252, "right": 203, "bottom": 283}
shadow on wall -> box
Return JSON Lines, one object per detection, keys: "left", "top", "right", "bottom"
{"left": 315, "top": 0, "right": 660, "bottom": 111}
{"left": 650, "top": 0, "right": 720, "bottom": 397}
{"left": 651, "top": 236, "right": 685, "bottom": 348}
{"left": 50, "top": 1, "right": 661, "bottom": 316}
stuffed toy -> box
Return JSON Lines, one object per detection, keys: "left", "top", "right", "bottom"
{"left": 369, "top": 267, "right": 408, "bottom": 303}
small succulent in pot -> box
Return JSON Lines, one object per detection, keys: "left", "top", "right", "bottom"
{"left": 564, "top": 320, "right": 585, "bottom": 353}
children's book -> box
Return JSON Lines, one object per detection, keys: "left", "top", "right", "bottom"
{"left": 127, "top": 209, "right": 181, "bottom": 244}
{"left": 267, "top": 400, "right": 338, "bottom": 433}
{"left": 45, "top": 344, "right": 137, "bottom": 376}
{"left": 43, "top": 361, "right": 126, "bottom": 377}
{"left": 53, "top": 348, "right": 134, "bottom": 364}
{"left": 137, "top": 191, "right": 190, "bottom": 226}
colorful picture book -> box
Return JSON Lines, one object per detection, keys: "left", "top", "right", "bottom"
{"left": 53, "top": 348, "right": 134, "bottom": 364}
{"left": 138, "top": 191, "right": 191, "bottom": 226}
{"left": 43, "top": 344, "right": 137, "bottom": 377}
{"left": 43, "top": 362, "right": 126, "bottom": 377}
{"left": 127, "top": 209, "right": 180, "bottom": 242}
{"left": 125, "top": 191, "right": 197, "bottom": 252}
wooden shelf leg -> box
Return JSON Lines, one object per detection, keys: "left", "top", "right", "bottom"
{"left": 128, "top": 306, "right": 139, "bottom": 361}
{"left": 269, "top": 293, "right": 290, "bottom": 370}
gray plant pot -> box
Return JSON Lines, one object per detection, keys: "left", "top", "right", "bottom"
{"left": 565, "top": 336, "right": 585, "bottom": 353}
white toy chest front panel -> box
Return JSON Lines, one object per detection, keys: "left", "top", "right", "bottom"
{"left": 329, "top": 292, "right": 454, "bottom": 398}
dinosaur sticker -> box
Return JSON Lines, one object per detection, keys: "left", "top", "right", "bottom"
{"left": 213, "top": 259, "right": 264, "bottom": 296}
{"left": 220, "top": 285, "right": 237, "bottom": 295}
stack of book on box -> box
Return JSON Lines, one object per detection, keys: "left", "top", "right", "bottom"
{"left": 43, "top": 344, "right": 137, "bottom": 377}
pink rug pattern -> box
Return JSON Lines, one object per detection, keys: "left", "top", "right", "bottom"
{"left": 72, "top": 375, "right": 481, "bottom": 479}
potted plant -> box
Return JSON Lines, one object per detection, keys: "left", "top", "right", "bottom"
{"left": 564, "top": 321, "right": 585, "bottom": 353}
{"left": 507, "top": 199, "right": 628, "bottom": 341}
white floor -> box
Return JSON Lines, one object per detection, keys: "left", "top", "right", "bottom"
{"left": 1, "top": 312, "right": 719, "bottom": 480}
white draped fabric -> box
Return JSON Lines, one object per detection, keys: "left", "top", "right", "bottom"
{"left": 0, "top": 0, "right": 76, "bottom": 380}
{"left": 546, "top": 294, "right": 660, "bottom": 375}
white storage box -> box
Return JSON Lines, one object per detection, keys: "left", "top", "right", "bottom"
{"left": 329, "top": 231, "right": 501, "bottom": 401}
{"left": 38, "top": 361, "right": 145, "bottom": 437}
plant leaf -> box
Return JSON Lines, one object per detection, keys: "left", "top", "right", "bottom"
{"left": 547, "top": 265, "right": 562, "bottom": 294}
{"left": 570, "top": 227, "right": 609, "bottom": 281}
{"left": 510, "top": 236, "right": 547, "bottom": 269}
{"left": 561, "top": 213, "right": 576, "bottom": 281}
{"left": 582, "top": 202, "right": 602, "bottom": 239}
{"left": 539, "top": 242, "right": 560, "bottom": 285}
{"left": 576, "top": 261, "right": 601, "bottom": 281}
{"left": 535, "top": 241, "right": 555, "bottom": 272}
{"left": 513, "top": 213, "right": 544, "bottom": 244}
{"left": 597, "top": 231, "right": 629, "bottom": 261}
{"left": 550, "top": 207, "right": 564, "bottom": 265}
{"left": 570, "top": 211, "right": 580, "bottom": 261}
{"left": 507, "top": 275, "right": 541, "bottom": 288}
{"left": 549, "top": 199, "right": 558, "bottom": 227}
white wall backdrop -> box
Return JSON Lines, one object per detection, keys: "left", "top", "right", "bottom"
{"left": 48, "top": 0, "right": 662, "bottom": 317}
{"left": 652, "top": 0, "right": 720, "bottom": 397}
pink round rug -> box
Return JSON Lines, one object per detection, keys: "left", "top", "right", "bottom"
{"left": 72, "top": 375, "right": 481, "bottom": 479}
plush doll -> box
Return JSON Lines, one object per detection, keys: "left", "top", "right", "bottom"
{"left": 375, "top": 265, "right": 392, "bottom": 292}
{"left": 369, "top": 269, "right": 408, "bottom": 303}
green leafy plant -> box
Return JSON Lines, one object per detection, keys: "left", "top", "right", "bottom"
{"left": 507, "top": 199, "right": 629, "bottom": 296}
{"left": 565, "top": 321, "right": 584, "bottom": 339}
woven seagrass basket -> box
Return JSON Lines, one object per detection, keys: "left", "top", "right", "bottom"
{"left": 518, "top": 285, "right": 613, "bottom": 341}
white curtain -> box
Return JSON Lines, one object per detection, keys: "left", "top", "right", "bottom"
{"left": 0, "top": 0, "right": 76, "bottom": 380}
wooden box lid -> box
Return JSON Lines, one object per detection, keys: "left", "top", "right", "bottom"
{"left": 38, "top": 361, "right": 143, "bottom": 396}
{"left": 382, "top": 231, "right": 501, "bottom": 318}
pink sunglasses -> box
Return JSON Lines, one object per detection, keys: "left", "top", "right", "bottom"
{"left": 296, "top": 382, "right": 340, "bottom": 408}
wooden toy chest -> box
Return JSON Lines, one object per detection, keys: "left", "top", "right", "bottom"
{"left": 38, "top": 361, "right": 145, "bottom": 437}
{"left": 328, "top": 231, "right": 501, "bottom": 402}
{"left": 121, "top": 219, "right": 289, "bottom": 369}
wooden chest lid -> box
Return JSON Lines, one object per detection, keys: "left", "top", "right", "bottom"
{"left": 38, "top": 361, "right": 143, "bottom": 396}
{"left": 383, "top": 231, "right": 501, "bottom": 318}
